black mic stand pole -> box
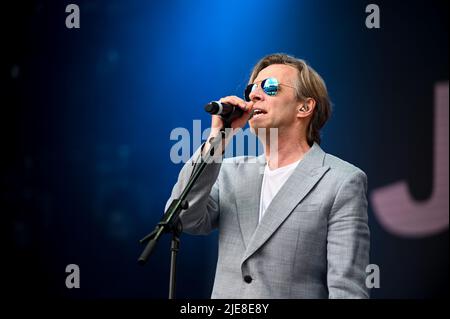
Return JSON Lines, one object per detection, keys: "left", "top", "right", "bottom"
{"left": 138, "top": 119, "right": 232, "bottom": 299}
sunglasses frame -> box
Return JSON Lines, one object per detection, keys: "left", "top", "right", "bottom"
{"left": 244, "top": 77, "right": 296, "bottom": 102}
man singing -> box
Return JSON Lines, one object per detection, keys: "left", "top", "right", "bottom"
{"left": 166, "top": 53, "right": 370, "bottom": 298}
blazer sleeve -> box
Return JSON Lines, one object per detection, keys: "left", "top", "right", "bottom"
{"left": 326, "top": 169, "right": 370, "bottom": 298}
{"left": 164, "top": 144, "right": 222, "bottom": 235}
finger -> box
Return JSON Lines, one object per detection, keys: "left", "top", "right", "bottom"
{"left": 219, "top": 96, "right": 247, "bottom": 110}
{"left": 245, "top": 101, "right": 254, "bottom": 112}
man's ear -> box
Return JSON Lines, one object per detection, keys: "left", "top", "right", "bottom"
{"left": 296, "top": 98, "right": 316, "bottom": 118}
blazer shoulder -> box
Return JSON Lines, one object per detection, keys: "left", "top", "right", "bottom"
{"left": 323, "top": 153, "right": 366, "bottom": 180}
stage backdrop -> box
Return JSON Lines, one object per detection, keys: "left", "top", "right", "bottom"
{"left": 2, "top": 0, "right": 448, "bottom": 298}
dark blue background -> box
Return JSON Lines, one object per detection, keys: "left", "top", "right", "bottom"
{"left": 2, "top": 0, "right": 448, "bottom": 298}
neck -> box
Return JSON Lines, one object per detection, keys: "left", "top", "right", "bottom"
{"left": 261, "top": 128, "right": 311, "bottom": 170}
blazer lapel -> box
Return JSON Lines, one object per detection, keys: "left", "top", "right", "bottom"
{"left": 242, "top": 143, "right": 330, "bottom": 263}
{"left": 235, "top": 155, "right": 266, "bottom": 248}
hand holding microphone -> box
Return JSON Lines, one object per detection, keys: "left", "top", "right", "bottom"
{"left": 202, "top": 96, "right": 253, "bottom": 157}
{"left": 204, "top": 96, "right": 253, "bottom": 132}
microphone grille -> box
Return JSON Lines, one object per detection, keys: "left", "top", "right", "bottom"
{"left": 204, "top": 101, "right": 220, "bottom": 114}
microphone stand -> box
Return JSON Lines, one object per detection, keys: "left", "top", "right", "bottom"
{"left": 138, "top": 120, "right": 231, "bottom": 299}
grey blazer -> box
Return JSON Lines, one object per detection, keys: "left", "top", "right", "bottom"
{"left": 166, "top": 142, "right": 370, "bottom": 299}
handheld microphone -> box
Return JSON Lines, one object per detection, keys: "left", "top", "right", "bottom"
{"left": 204, "top": 101, "right": 244, "bottom": 122}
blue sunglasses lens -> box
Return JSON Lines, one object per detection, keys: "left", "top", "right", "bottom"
{"left": 262, "top": 78, "right": 279, "bottom": 96}
{"left": 244, "top": 77, "right": 280, "bottom": 101}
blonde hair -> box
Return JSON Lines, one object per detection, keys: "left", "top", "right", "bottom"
{"left": 249, "top": 53, "right": 332, "bottom": 145}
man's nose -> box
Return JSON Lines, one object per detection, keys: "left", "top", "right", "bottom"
{"left": 249, "top": 86, "right": 264, "bottom": 102}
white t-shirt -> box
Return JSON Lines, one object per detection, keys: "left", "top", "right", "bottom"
{"left": 259, "top": 159, "right": 301, "bottom": 222}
